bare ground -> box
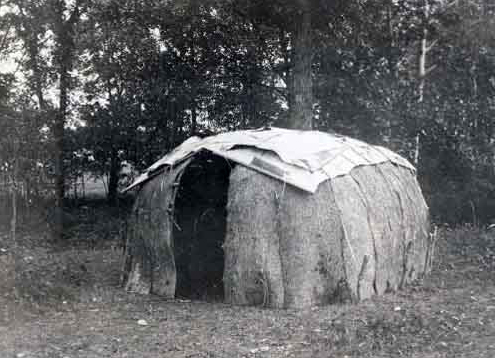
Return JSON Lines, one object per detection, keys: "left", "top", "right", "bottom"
{"left": 1, "top": 218, "right": 495, "bottom": 358}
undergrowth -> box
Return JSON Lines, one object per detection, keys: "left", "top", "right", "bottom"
{"left": 2, "top": 211, "right": 495, "bottom": 357}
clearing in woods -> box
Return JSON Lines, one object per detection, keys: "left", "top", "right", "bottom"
{"left": 1, "top": 204, "right": 494, "bottom": 358}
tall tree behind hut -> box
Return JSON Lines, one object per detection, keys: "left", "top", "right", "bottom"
{"left": 8, "top": 0, "right": 86, "bottom": 236}
{"left": 47, "top": 0, "right": 84, "bottom": 236}
{"left": 287, "top": 0, "right": 313, "bottom": 130}
{"left": 234, "top": 0, "right": 363, "bottom": 131}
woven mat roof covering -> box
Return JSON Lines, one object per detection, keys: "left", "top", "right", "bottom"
{"left": 124, "top": 127, "right": 415, "bottom": 193}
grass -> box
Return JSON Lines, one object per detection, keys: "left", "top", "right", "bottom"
{"left": 1, "top": 205, "right": 495, "bottom": 358}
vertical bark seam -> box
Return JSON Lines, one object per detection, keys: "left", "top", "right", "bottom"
{"left": 324, "top": 180, "right": 350, "bottom": 290}
{"left": 356, "top": 255, "right": 369, "bottom": 301}
{"left": 274, "top": 181, "right": 286, "bottom": 308}
{"left": 375, "top": 165, "right": 408, "bottom": 288}
{"left": 349, "top": 174, "right": 378, "bottom": 296}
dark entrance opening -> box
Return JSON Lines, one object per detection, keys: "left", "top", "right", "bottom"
{"left": 173, "top": 152, "right": 232, "bottom": 301}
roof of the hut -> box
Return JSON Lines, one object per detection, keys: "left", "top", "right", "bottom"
{"left": 124, "top": 127, "right": 415, "bottom": 193}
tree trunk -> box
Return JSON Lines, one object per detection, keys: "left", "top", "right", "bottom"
{"left": 50, "top": 0, "right": 81, "bottom": 239}
{"left": 30, "top": 45, "right": 46, "bottom": 111}
{"left": 10, "top": 139, "right": 18, "bottom": 243}
{"left": 191, "top": 103, "right": 197, "bottom": 135}
{"left": 416, "top": 0, "right": 436, "bottom": 167}
{"left": 10, "top": 183, "right": 17, "bottom": 243}
{"left": 287, "top": 1, "right": 313, "bottom": 130}
{"left": 418, "top": 26, "right": 428, "bottom": 104}
{"left": 52, "top": 66, "right": 68, "bottom": 238}
{"left": 107, "top": 149, "right": 120, "bottom": 205}
{"left": 15, "top": 3, "right": 47, "bottom": 111}
{"left": 189, "top": 0, "right": 199, "bottom": 136}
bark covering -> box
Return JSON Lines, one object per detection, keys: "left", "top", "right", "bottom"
{"left": 123, "top": 160, "right": 191, "bottom": 296}
{"left": 123, "top": 156, "right": 429, "bottom": 309}
{"left": 223, "top": 163, "right": 429, "bottom": 308}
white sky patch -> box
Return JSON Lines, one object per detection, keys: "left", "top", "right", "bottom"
{"left": 0, "top": 54, "right": 20, "bottom": 74}
{"left": 150, "top": 27, "right": 160, "bottom": 41}
{"left": 0, "top": 5, "right": 21, "bottom": 75}
{"left": 277, "top": 98, "right": 288, "bottom": 110}
{"left": 150, "top": 27, "right": 168, "bottom": 52}
{"left": 274, "top": 77, "right": 286, "bottom": 89}
{"left": 0, "top": 4, "right": 12, "bottom": 16}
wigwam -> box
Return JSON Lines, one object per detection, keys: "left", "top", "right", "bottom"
{"left": 121, "top": 127, "right": 430, "bottom": 308}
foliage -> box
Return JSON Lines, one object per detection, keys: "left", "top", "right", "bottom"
{"left": 1, "top": 0, "right": 494, "bottom": 223}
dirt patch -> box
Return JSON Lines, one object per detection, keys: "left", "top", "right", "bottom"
{"left": 3, "top": 220, "right": 495, "bottom": 358}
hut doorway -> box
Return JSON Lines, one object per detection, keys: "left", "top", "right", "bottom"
{"left": 172, "top": 152, "right": 232, "bottom": 301}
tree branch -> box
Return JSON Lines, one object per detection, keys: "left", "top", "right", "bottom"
{"left": 426, "top": 39, "right": 438, "bottom": 52}
{"left": 424, "top": 64, "right": 437, "bottom": 77}
{"left": 0, "top": 20, "right": 12, "bottom": 54}
{"left": 444, "top": 0, "right": 459, "bottom": 10}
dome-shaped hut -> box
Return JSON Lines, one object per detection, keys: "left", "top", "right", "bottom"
{"left": 122, "top": 127, "right": 430, "bottom": 308}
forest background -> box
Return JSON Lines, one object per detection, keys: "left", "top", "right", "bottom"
{"left": 1, "top": 0, "right": 495, "bottom": 232}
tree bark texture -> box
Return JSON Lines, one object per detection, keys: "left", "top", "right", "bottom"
{"left": 416, "top": 0, "right": 434, "bottom": 167}
{"left": 288, "top": 1, "right": 313, "bottom": 130}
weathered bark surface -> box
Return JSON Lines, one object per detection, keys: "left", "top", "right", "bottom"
{"left": 287, "top": 0, "right": 313, "bottom": 130}
{"left": 125, "top": 159, "right": 429, "bottom": 309}
{"left": 224, "top": 166, "right": 346, "bottom": 308}
{"left": 381, "top": 163, "right": 429, "bottom": 284}
{"left": 224, "top": 163, "right": 429, "bottom": 308}
{"left": 123, "top": 160, "right": 191, "bottom": 297}
{"left": 278, "top": 178, "right": 345, "bottom": 307}
{"left": 350, "top": 166, "right": 401, "bottom": 295}
{"left": 331, "top": 175, "right": 376, "bottom": 301}
{"left": 224, "top": 166, "right": 285, "bottom": 307}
